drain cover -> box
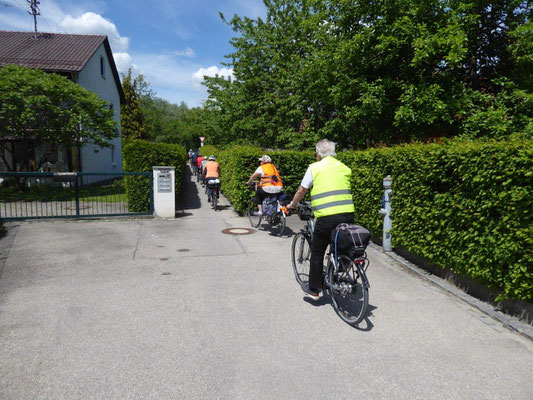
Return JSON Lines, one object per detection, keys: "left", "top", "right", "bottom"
{"left": 221, "top": 228, "right": 256, "bottom": 235}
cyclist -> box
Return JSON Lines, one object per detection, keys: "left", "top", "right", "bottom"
{"left": 287, "top": 139, "right": 354, "bottom": 300}
{"left": 191, "top": 150, "right": 198, "bottom": 172}
{"left": 246, "top": 155, "right": 283, "bottom": 216}
{"left": 200, "top": 156, "right": 209, "bottom": 185}
{"left": 204, "top": 155, "right": 221, "bottom": 202}
{"left": 195, "top": 153, "right": 204, "bottom": 177}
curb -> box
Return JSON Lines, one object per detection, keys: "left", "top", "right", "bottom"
{"left": 370, "top": 243, "right": 533, "bottom": 343}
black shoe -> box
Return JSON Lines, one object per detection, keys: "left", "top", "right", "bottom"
{"left": 301, "top": 282, "right": 320, "bottom": 300}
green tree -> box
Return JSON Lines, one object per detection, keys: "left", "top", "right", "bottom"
{"left": 0, "top": 65, "right": 117, "bottom": 171}
{"left": 121, "top": 69, "right": 148, "bottom": 141}
{"left": 203, "top": 0, "right": 532, "bottom": 149}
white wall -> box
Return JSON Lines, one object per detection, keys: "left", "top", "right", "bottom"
{"left": 76, "top": 43, "right": 122, "bottom": 173}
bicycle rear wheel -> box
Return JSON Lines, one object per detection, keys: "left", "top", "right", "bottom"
{"left": 271, "top": 213, "right": 286, "bottom": 236}
{"left": 291, "top": 232, "right": 311, "bottom": 285}
{"left": 247, "top": 198, "right": 262, "bottom": 227}
{"left": 328, "top": 255, "right": 369, "bottom": 326}
{"left": 211, "top": 192, "right": 217, "bottom": 210}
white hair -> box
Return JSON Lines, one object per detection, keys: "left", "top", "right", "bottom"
{"left": 316, "top": 139, "right": 336, "bottom": 157}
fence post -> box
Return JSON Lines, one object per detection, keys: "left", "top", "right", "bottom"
{"left": 75, "top": 173, "right": 80, "bottom": 217}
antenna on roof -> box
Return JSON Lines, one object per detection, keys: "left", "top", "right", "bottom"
{"left": 27, "top": 0, "right": 41, "bottom": 39}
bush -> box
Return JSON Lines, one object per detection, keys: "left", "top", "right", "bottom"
{"left": 198, "top": 145, "right": 218, "bottom": 159}
{"left": 215, "top": 139, "right": 532, "bottom": 302}
{"left": 217, "top": 146, "right": 314, "bottom": 213}
{"left": 123, "top": 140, "right": 187, "bottom": 212}
{"left": 340, "top": 139, "right": 533, "bottom": 302}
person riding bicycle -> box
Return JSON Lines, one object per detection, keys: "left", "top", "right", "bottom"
{"left": 191, "top": 151, "right": 198, "bottom": 171}
{"left": 288, "top": 139, "right": 354, "bottom": 300}
{"left": 204, "top": 155, "right": 221, "bottom": 202}
{"left": 195, "top": 153, "right": 204, "bottom": 176}
{"left": 246, "top": 155, "right": 283, "bottom": 216}
{"left": 200, "top": 157, "right": 209, "bottom": 185}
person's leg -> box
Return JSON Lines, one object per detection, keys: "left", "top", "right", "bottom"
{"left": 255, "top": 188, "right": 267, "bottom": 212}
{"left": 308, "top": 218, "right": 333, "bottom": 290}
{"left": 308, "top": 213, "right": 355, "bottom": 290}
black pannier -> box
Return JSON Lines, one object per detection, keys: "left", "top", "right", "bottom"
{"left": 331, "top": 223, "right": 371, "bottom": 257}
{"left": 298, "top": 202, "right": 313, "bottom": 221}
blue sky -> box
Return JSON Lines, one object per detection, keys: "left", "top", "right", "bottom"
{"left": 0, "top": 0, "right": 267, "bottom": 107}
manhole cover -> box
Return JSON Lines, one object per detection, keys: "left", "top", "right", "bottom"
{"left": 221, "top": 228, "right": 256, "bottom": 235}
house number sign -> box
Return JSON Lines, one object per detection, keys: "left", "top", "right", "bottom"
{"left": 157, "top": 171, "right": 172, "bottom": 193}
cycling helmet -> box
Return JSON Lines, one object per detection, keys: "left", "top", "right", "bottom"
{"left": 209, "top": 155, "right": 216, "bottom": 161}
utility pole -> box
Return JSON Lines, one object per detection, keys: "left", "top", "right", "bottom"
{"left": 27, "top": 0, "right": 40, "bottom": 39}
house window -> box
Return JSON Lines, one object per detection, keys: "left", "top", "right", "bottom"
{"left": 100, "top": 56, "right": 106, "bottom": 78}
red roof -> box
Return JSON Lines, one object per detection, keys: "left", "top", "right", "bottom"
{"left": 0, "top": 31, "right": 125, "bottom": 103}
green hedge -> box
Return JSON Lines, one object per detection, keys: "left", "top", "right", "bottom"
{"left": 215, "top": 139, "right": 532, "bottom": 302}
{"left": 340, "top": 139, "right": 533, "bottom": 302}
{"left": 217, "top": 145, "right": 314, "bottom": 213}
{"left": 123, "top": 140, "right": 187, "bottom": 212}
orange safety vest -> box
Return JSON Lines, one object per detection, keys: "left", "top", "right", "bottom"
{"left": 204, "top": 161, "right": 220, "bottom": 178}
{"left": 260, "top": 163, "right": 283, "bottom": 188}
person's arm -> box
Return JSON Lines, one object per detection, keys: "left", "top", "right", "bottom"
{"left": 288, "top": 186, "right": 308, "bottom": 209}
{"left": 246, "top": 172, "right": 262, "bottom": 185}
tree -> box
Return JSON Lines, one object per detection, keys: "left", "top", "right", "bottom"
{"left": 121, "top": 69, "right": 149, "bottom": 141}
{"left": 203, "top": 0, "right": 533, "bottom": 149}
{"left": 0, "top": 65, "right": 117, "bottom": 171}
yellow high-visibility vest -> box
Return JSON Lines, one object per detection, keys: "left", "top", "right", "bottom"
{"left": 310, "top": 156, "right": 354, "bottom": 218}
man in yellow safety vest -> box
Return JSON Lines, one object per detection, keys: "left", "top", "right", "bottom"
{"left": 288, "top": 139, "right": 355, "bottom": 299}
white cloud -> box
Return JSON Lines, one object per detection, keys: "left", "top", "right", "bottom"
{"left": 113, "top": 52, "right": 141, "bottom": 76}
{"left": 59, "top": 12, "right": 129, "bottom": 52}
{"left": 175, "top": 47, "right": 195, "bottom": 58}
{"left": 192, "top": 66, "right": 234, "bottom": 88}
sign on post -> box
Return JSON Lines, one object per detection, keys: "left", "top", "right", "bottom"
{"left": 152, "top": 166, "right": 175, "bottom": 218}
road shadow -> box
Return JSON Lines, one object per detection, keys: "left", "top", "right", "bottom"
{"left": 303, "top": 296, "right": 377, "bottom": 332}
{"left": 176, "top": 167, "right": 201, "bottom": 211}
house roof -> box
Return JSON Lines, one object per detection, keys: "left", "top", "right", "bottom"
{"left": 0, "top": 31, "right": 125, "bottom": 103}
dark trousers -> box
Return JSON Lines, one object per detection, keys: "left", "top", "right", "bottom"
{"left": 309, "top": 213, "right": 354, "bottom": 290}
{"left": 254, "top": 187, "right": 280, "bottom": 204}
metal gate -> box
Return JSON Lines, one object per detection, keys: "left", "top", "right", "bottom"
{"left": 0, "top": 172, "right": 153, "bottom": 220}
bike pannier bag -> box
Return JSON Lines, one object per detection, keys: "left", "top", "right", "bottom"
{"left": 331, "top": 223, "right": 371, "bottom": 257}
{"left": 262, "top": 197, "right": 278, "bottom": 217}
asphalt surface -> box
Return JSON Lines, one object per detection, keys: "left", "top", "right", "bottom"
{"left": 1, "top": 169, "right": 532, "bottom": 399}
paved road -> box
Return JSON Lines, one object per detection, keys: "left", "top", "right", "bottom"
{"left": 1, "top": 170, "right": 532, "bottom": 399}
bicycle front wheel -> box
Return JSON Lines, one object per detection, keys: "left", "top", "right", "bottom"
{"left": 291, "top": 232, "right": 311, "bottom": 285}
{"left": 328, "top": 255, "right": 369, "bottom": 326}
{"left": 247, "top": 199, "right": 262, "bottom": 227}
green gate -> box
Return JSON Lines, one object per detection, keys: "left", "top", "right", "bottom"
{"left": 0, "top": 172, "right": 153, "bottom": 220}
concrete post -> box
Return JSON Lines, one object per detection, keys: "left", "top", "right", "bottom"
{"left": 153, "top": 166, "right": 175, "bottom": 218}
{"left": 379, "top": 175, "right": 393, "bottom": 252}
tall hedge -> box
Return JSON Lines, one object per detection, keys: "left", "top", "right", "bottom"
{"left": 123, "top": 140, "right": 187, "bottom": 212}
{"left": 339, "top": 139, "right": 533, "bottom": 302}
{"left": 215, "top": 139, "right": 532, "bottom": 302}
{"left": 217, "top": 146, "right": 314, "bottom": 213}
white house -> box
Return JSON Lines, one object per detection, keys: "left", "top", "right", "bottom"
{"left": 0, "top": 30, "right": 125, "bottom": 173}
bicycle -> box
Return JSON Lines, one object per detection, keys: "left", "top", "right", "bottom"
{"left": 206, "top": 179, "right": 220, "bottom": 211}
{"left": 291, "top": 202, "right": 370, "bottom": 326}
{"left": 246, "top": 182, "right": 288, "bottom": 236}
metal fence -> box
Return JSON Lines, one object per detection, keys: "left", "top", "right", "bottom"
{"left": 0, "top": 172, "right": 153, "bottom": 220}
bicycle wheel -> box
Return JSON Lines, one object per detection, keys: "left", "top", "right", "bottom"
{"left": 271, "top": 213, "right": 286, "bottom": 236}
{"left": 212, "top": 192, "right": 218, "bottom": 211}
{"left": 291, "top": 232, "right": 311, "bottom": 285}
{"left": 247, "top": 199, "right": 262, "bottom": 227}
{"left": 328, "top": 255, "right": 369, "bottom": 326}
